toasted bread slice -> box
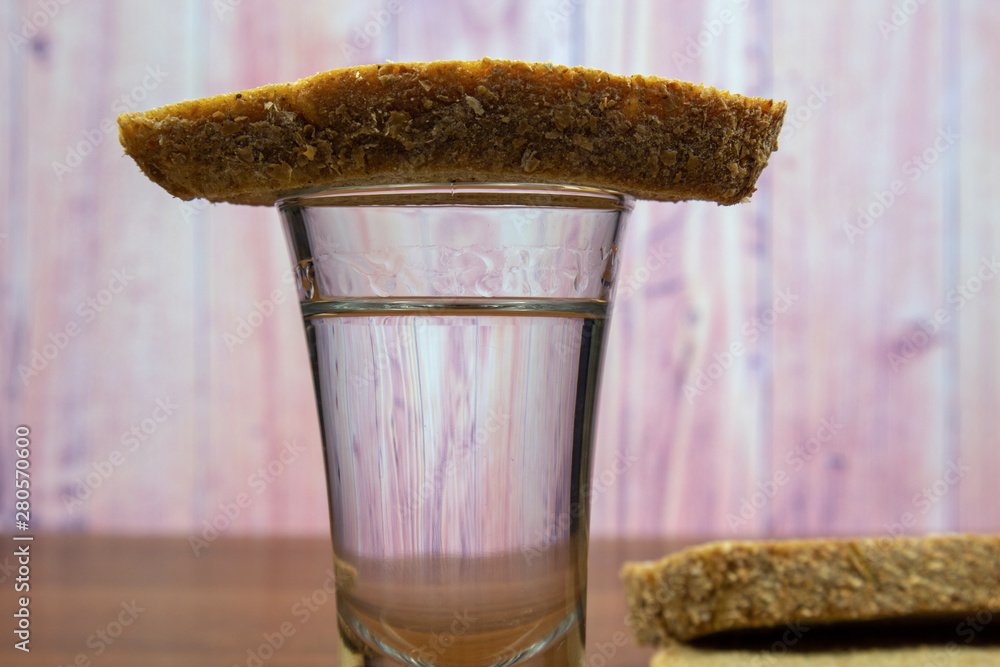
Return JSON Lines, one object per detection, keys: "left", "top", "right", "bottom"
{"left": 652, "top": 643, "right": 1000, "bottom": 666}
{"left": 622, "top": 534, "right": 1000, "bottom": 645}
{"left": 117, "top": 58, "right": 785, "bottom": 206}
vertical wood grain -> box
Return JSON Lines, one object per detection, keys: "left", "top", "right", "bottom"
{"left": 957, "top": 0, "right": 1000, "bottom": 532}
{"left": 396, "top": 0, "right": 576, "bottom": 66}
{"left": 26, "top": 0, "right": 204, "bottom": 531}
{"left": 1, "top": 0, "right": 998, "bottom": 540}
{"left": 769, "top": 0, "right": 951, "bottom": 537}
{"left": 1, "top": 1, "right": 27, "bottom": 501}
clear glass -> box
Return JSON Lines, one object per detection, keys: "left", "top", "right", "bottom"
{"left": 278, "top": 183, "right": 632, "bottom": 667}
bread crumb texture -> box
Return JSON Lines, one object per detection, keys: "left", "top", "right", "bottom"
{"left": 117, "top": 58, "right": 786, "bottom": 206}
{"left": 622, "top": 534, "right": 1000, "bottom": 644}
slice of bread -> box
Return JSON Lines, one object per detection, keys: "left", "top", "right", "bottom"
{"left": 621, "top": 534, "right": 1000, "bottom": 645}
{"left": 651, "top": 607, "right": 1000, "bottom": 664}
{"left": 652, "top": 643, "right": 1000, "bottom": 666}
{"left": 116, "top": 58, "right": 785, "bottom": 206}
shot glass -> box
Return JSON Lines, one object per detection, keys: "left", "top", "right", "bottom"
{"left": 278, "top": 183, "right": 632, "bottom": 667}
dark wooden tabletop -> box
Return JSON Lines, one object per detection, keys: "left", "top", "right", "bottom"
{"left": 6, "top": 535, "right": 998, "bottom": 666}
{"left": 0, "top": 535, "right": 676, "bottom": 667}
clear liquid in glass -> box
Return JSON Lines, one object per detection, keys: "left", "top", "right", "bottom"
{"left": 305, "top": 297, "right": 605, "bottom": 667}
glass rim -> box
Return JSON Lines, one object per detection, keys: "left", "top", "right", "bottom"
{"left": 275, "top": 182, "right": 634, "bottom": 211}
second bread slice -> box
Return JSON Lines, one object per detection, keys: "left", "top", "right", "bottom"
{"left": 622, "top": 534, "right": 1000, "bottom": 645}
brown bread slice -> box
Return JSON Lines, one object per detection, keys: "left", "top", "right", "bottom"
{"left": 651, "top": 643, "right": 1000, "bottom": 666}
{"left": 621, "top": 534, "right": 1000, "bottom": 645}
{"left": 649, "top": 603, "right": 1000, "bottom": 664}
{"left": 116, "top": 58, "right": 785, "bottom": 206}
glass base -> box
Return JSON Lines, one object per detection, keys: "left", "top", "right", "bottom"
{"left": 338, "top": 614, "right": 585, "bottom": 667}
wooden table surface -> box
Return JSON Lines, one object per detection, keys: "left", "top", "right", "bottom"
{"left": 1, "top": 535, "right": 674, "bottom": 667}
{"left": 4, "top": 535, "right": 998, "bottom": 666}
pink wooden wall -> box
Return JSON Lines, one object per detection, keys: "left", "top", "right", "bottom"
{"left": 2, "top": 0, "right": 998, "bottom": 540}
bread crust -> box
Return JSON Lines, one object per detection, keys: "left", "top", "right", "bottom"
{"left": 622, "top": 534, "right": 1000, "bottom": 644}
{"left": 117, "top": 58, "right": 785, "bottom": 206}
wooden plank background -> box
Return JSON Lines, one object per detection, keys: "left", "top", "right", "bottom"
{"left": 1, "top": 0, "right": 997, "bottom": 540}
